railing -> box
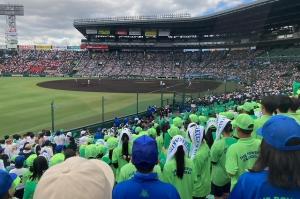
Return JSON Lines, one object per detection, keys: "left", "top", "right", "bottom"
{"left": 74, "top": 13, "right": 191, "bottom": 24}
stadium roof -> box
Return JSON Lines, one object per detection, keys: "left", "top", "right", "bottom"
{"left": 74, "top": 0, "right": 277, "bottom": 26}
{"left": 74, "top": 0, "right": 300, "bottom": 42}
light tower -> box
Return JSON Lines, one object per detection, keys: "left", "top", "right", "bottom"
{"left": 0, "top": 4, "right": 24, "bottom": 50}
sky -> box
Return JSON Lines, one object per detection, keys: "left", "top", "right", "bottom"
{"left": 0, "top": 0, "right": 255, "bottom": 45}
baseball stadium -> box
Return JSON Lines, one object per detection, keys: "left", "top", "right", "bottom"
{"left": 1, "top": 0, "right": 300, "bottom": 198}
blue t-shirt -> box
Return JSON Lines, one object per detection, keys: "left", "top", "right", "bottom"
{"left": 94, "top": 132, "right": 104, "bottom": 140}
{"left": 113, "top": 172, "right": 180, "bottom": 199}
{"left": 230, "top": 171, "right": 300, "bottom": 199}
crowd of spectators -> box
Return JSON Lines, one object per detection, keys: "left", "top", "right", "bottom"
{"left": 1, "top": 49, "right": 299, "bottom": 96}
{"left": 0, "top": 49, "right": 297, "bottom": 101}
{"left": 0, "top": 50, "right": 84, "bottom": 75}
{"left": 1, "top": 94, "right": 300, "bottom": 199}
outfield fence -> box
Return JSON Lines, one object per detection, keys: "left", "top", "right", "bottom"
{"left": 49, "top": 80, "right": 240, "bottom": 135}
{"left": 51, "top": 92, "right": 175, "bottom": 135}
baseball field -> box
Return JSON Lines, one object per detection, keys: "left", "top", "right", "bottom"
{"left": 0, "top": 77, "right": 238, "bottom": 136}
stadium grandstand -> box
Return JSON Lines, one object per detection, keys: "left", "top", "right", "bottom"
{"left": 1, "top": 0, "right": 300, "bottom": 199}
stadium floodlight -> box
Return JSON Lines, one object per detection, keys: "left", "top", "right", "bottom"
{"left": 0, "top": 4, "right": 24, "bottom": 49}
{"left": 0, "top": 4, "right": 24, "bottom": 16}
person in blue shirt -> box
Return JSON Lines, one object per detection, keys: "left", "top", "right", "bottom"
{"left": 94, "top": 128, "right": 104, "bottom": 140}
{"left": 0, "top": 170, "right": 14, "bottom": 199}
{"left": 230, "top": 115, "right": 300, "bottom": 199}
{"left": 113, "top": 135, "right": 180, "bottom": 199}
{"left": 114, "top": 117, "right": 121, "bottom": 128}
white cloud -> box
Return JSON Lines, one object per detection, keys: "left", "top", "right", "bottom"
{"left": 0, "top": 0, "right": 253, "bottom": 45}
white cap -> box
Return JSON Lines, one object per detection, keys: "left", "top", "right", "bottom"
{"left": 33, "top": 157, "right": 114, "bottom": 199}
{"left": 80, "top": 130, "right": 86, "bottom": 136}
{"left": 66, "top": 132, "right": 72, "bottom": 137}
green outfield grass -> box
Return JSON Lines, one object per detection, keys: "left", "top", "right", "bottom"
{"left": 0, "top": 77, "right": 168, "bottom": 136}
{"left": 0, "top": 77, "right": 238, "bottom": 136}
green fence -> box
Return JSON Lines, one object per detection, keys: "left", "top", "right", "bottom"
{"left": 50, "top": 92, "right": 174, "bottom": 134}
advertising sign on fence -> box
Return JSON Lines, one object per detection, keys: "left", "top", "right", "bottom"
{"left": 35, "top": 45, "right": 52, "bottom": 50}
{"left": 129, "top": 28, "right": 141, "bottom": 36}
{"left": 98, "top": 29, "right": 110, "bottom": 35}
{"left": 116, "top": 29, "right": 128, "bottom": 36}
{"left": 145, "top": 29, "right": 157, "bottom": 37}
{"left": 53, "top": 45, "right": 68, "bottom": 51}
{"left": 86, "top": 29, "right": 97, "bottom": 35}
{"left": 67, "top": 46, "right": 81, "bottom": 51}
{"left": 158, "top": 29, "right": 170, "bottom": 37}
{"left": 18, "top": 45, "right": 35, "bottom": 50}
{"left": 80, "top": 44, "right": 109, "bottom": 50}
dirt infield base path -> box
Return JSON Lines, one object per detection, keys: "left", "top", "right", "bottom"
{"left": 37, "top": 79, "right": 222, "bottom": 93}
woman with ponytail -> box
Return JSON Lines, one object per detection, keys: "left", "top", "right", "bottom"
{"left": 188, "top": 123, "right": 211, "bottom": 199}
{"left": 112, "top": 128, "right": 132, "bottom": 182}
{"left": 163, "top": 135, "right": 195, "bottom": 199}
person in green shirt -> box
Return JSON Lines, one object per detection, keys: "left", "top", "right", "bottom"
{"left": 49, "top": 153, "right": 65, "bottom": 167}
{"left": 102, "top": 137, "right": 118, "bottom": 177}
{"left": 112, "top": 128, "right": 132, "bottom": 182}
{"left": 163, "top": 135, "right": 195, "bottom": 199}
{"left": 23, "top": 154, "right": 37, "bottom": 185}
{"left": 253, "top": 96, "right": 277, "bottom": 138}
{"left": 118, "top": 162, "right": 162, "bottom": 183}
{"left": 225, "top": 114, "right": 261, "bottom": 190}
{"left": 288, "top": 97, "right": 300, "bottom": 122}
{"left": 276, "top": 95, "right": 299, "bottom": 123}
{"left": 187, "top": 123, "right": 211, "bottom": 198}
{"left": 189, "top": 114, "right": 199, "bottom": 124}
{"left": 211, "top": 120, "right": 237, "bottom": 199}
{"left": 23, "top": 156, "right": 48, "bottom": 199}
{"left": 156, "top": 130, "right": 164, "bottom": 154}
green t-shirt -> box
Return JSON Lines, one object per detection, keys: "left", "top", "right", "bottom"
{"left": 193, "top": 142, "right": 211, "bottom": 198}
{"left": 156, "top": 135, "right": 164, "bottom": 154}
{"left": 211, "top": 137, "right": 237, "bottom": 186}
{"left": 163, "top": 157, "right": 195, "bottom": 199}
{"left": 102, "top": 152, "right": 117, "bottom": 177}
{"left": 163, "top": 132, "right": 172, "bottom": 149}
{"left": 253, "top": 115, "right": 271, "bottom": 139}
{"left": 225, "top": 137, "right": 261, "bottom": 190}
{"left": 22, "top": 170, "right": 32, "bottom": 185}
{"left": 288, "top": 112, "right": 300, "bottom": 123}
{"left": 279, "top": 113, "right": 300, "bottom": 124}
{"left": 158, "top": 150, "right": 167, "bottom": 169}
{"left": 118, "top": 162, "right": 162, "bottom": 183}
{"left": 23, "top": 179, "right": 38, "bottom": 199}
{"left": 112, "top": 144, "right": 132, "bottom": 181}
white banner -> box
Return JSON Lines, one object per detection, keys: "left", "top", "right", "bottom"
{"left": 86, "top": 29, "right": 97, "bottom": 35}
{"left": 7, "top": 44, "right": 17, "bottom": 49}
{"left": 167, "top": 135, "right": 188, "bottom": 161}
{"left": 53, "top": 45, "right": 68, "bottom": 51}
{"left": 188, "top": 124, "right": 204, "bottom": 160}
{"left": 159, "top": 29, "right": 170, "bottom": 37}
{"left": 215, "top": 115, "right": 230, "bottom": 141}
{"left": 205, "top": 118, "right": 217, "bottom": 132}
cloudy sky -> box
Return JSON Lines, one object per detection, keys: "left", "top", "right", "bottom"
{"left": 0, "top": 0, "right": 255, "bottom": 45}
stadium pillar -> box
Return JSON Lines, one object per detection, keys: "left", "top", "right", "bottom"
{"left": 160, "top": 89, "right": 164, "bottom": 108}
{"left": 136, "top": 93, "right": 139, "bottom": 116}
{"left": 173, "top": 92, "right": 176, "bottom": 109}
{"left": 102, "top": 96, "right": 104, "bottom": 122}
{"left": 182, "top": 79, "right": 186, "bottom": 110}
{"left": 51, "top": 101, "right": 55, "bottom": 133}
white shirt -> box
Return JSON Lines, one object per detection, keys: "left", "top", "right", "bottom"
{"left": 9, "top": 168, "right": 28, "bottom": 177}
{"left": 79, "top": 136, "right": 88, "bottom": 145}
